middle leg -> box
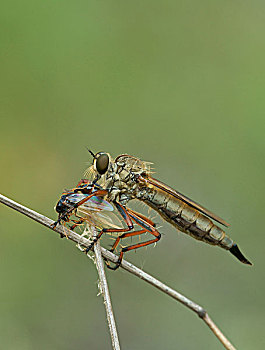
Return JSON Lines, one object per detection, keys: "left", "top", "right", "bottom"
{"left": 106, "top": 206, "right": 161, "bottom": 270}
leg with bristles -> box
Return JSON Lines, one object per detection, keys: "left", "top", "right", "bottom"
{"left": 105, "top": 229, "right": 146, "bottom": 269}
{"left": 70, "top": 217, "right": 86, "bottom": 230}
{"left": 84, "top": 201, "right": 135, "bottom": 253}
{"left": 106, "top": 206, "right": 161, "bottom": 270}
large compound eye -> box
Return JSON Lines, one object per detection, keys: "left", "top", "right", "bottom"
{"left": 95, "top": 153, "right": 109, "bottom": 175}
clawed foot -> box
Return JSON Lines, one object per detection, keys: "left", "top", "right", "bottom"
{"left": 84, "top": 238, "right": 98, "bottom": 254}
{"left": 51, "top": 220, "right": 60, "bottom": 229}
{"left": 105, "top": 261, "right": 121, "bottom": 270}
{"left": 51, "top": 220, "right": 67, "bottom": 238}
{"left": 104, "top": 251, "right": 122, "bottom": 270}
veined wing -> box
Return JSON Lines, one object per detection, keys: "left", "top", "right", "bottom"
{"left": 77, "top": 207, "right": 123, "bottom": 230}
{"left": 141, "top": 175, "right": 230, "bottom": 227}
{"left": 69, "top": 193, "right": 122, "bottom": 229}
{"left": 66, "top": 193, "right": 113, "bottom": 212}
{"left": 82, "top": 195, "right": 114, "bottom": 212}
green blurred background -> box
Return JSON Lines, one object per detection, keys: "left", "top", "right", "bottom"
{"left": 0, "top": 1, "right": 264, "bottom": 349}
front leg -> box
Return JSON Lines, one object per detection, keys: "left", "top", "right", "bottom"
{"left": 106, "top": 207, "right": 161, "bottom": 270}
{"left": 84, "top": 202, "right": 134, "bottom": 254}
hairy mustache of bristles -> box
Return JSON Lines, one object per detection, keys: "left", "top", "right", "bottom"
{"left": 84, "top": 165, "right": 107, "bottom": 186}
{"left": 84, "top": 165, "right": 95, "bottom": 180}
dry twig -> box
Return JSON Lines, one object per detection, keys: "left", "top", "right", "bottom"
{"left": 92, "top": 229, "right": 121, "bottom": 350}
{"left": 0, "top": 194, "right": 236, "bottom": 350}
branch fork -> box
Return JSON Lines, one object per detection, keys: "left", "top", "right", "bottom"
{"left": 0, "top": 194, "right": 236, "bottom": 350}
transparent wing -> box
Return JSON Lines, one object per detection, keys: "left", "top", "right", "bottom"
{"left": 66, "top": 193, "right": 114, "bottom": 212}
{"left": 77, "top": 207, "right": 124, "bottom": 230}
{"left": 81, "top": 195, "right": 114, "bottom": 212}
{"left": 142, "top": 176, "right": 230, "bottom": 227}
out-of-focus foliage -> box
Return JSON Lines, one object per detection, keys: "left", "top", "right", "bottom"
{"left": 0, "top": 1, "right": 264, "bottom": 349}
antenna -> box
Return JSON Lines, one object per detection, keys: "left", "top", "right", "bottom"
{"left": 86, "top": 147, "right": 96, "bottom": 158}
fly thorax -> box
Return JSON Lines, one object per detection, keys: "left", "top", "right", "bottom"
{"left": 105, "top": 162, "right": 118, "bottom": 181}
{"left": 135, "top": 187, "right": 150, "bottom": 200}
{"left": 104, "top": 156, "right": 151, "bottom": 204}
{"left": 119, "top": 193, "right": 131, "bottom": 205}
{"left": 107, "top": 188, "right": 120, "bottom": 202}
{"left": 134, "top": 181, "right": 154, "bottom": 201}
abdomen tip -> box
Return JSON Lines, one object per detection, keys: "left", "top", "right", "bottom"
{"left": 229, "top": 244, "right": 252, "bottom": 265}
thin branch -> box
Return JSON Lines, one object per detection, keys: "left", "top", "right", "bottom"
{"left": 0, "top": 194, "right": 236, "bottom": 350}
{"left": 92, "top": 228, "right": 121, "bottom": 350}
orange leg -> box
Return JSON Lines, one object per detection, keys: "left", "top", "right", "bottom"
{"left": 53, "top": 189, "right": 108, "bottom": 228}
{"left": 81, "top": 202, "right": 161, "bottom": 270}
{"left": 106, "top": 206, "right": 161, "bottom": 270}
{"left": 126, "top": 207, "right": 156, "bottom": 227}
{"left": 110, "top": 229, "right": 146, "bottom": 252}
{"left": 84, "top": 201, "right": 134, "bottom": 253}
{"left": 107, "top": 208, "right": 156, "bottom": 254}
{"left": 75, "top": 179, "right": 89, "bottom": 187}
{"left": 70, "top": 217, "right": 86, "bottom": 230}
{"left": 84, "top": 226, "right": 135, "bottom": 254}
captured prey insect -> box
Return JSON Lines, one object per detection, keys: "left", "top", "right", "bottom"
{"left": 53, "top": 180, "right": 109, "bottom": 232}
{"left": 82, "top": 151, "right": 252, "bottom": 266}
{"left": 53, "top": 179, "right": 161, "bottom": 269}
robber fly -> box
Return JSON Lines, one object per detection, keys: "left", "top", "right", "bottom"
{"left": 53, "top": 180, "right": 161, "bottom": 269}
{"left": 81, "top": 151, "right": 252, "bottom": 267}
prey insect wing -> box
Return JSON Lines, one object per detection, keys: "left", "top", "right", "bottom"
{"left": 55, "top": 191, "right": 123, "bottom": 230}
{"left": 77, "top": 203, "right": 124, "bottom": 230}
{"left": 67, "top": 193, "right": 114, "bottom": 212}
{"left": 81, "top": 195, "right": 114, "bottom": 212}
{"left": 54, "top": 179, "right": 161, "bottom": 269}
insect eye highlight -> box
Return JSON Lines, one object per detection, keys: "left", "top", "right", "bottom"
{"left": 95, "top": 153, "right": 109, "bottom": 175}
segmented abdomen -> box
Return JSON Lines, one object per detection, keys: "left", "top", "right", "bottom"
{"left": 140, "top": 186, "right": 233, "bottom": 250}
